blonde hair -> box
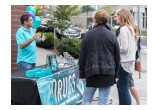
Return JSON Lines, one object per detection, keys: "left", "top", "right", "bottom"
{"left": 118, "top": 8, "right": 139, "bottom": 40}
{"left": 94, "top": 9, "right": 110, "bottom": 24}
{"left": 114, "top": 9, "right": 121, "bottom": 17}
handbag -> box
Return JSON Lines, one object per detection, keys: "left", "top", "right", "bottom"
{"left": 135, "top": 59, "right": 141, "bottom": 72}
{"left": 135, "top": 49, "right": 141, "bottom": 72}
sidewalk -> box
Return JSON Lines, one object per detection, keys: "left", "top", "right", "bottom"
{"left": 36, "top": 45, "right": 147, "bottom": 105}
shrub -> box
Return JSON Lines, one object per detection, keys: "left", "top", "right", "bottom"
{"left": 36, "top": 32, "right": 56, "bottom": 49}
{"left": 36, "top": 32, "right": 82, "bottom": 58}
{"left": 141, "top": 29, "right": 147, "bottom": 36}
{"left": 56, "top": 38, "right": 81, "bottom": 58}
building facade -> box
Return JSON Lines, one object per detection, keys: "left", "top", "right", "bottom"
{"left": 11, "top": 5, "right": 26, "bottom": 72}
{"left": 71, "top": 5, "right": 147, "bottom": 29}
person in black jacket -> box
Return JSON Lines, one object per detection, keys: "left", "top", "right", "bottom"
{"left": 88, "top": 11, "right": 112, "bottom": 31}
{"left": 89, "top": 22, "right": 112, "bottom": 31}
{"left": 78, "top": 9, "right": 120, "bottom": 105}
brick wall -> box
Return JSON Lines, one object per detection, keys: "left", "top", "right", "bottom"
{"left": 11, "top": 5, "right": 26, "bottom": 72}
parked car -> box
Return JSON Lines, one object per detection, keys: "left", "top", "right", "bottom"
{"left": 36, "top": 18, "right": 54, "bottom": 33}
{"left": 37, "top": 18, "right": 85, "bottom": 39}
{"left": 59, "top": 25, "right": 85, "bottom": 39}
{"left": 41, "top": 18, "right": 52, "bottom": 25}
{"left": 36, "top": 24, "right": 54, "bottom": 33}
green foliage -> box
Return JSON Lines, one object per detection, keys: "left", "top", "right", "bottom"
{"left": 141, "top": 29, "right": 147, "bottom": 36}
{"left": 47, "top": 5, "right": 80, "bottom": 37}
{"left": 36, "top": 32, "right": 56, "bottom": 49}
{"left": 100, "top": 5, "right": 113, "bottom": 15}
{"left": 80, "top": 5, "right": 95, "bottom": 13}
{"left": 34, "top": 5, "right": 43, "bottom": 16}
{"left": 54, "top": 5, "right": 80, "bottom": 21}
{"left": 36, "top": 32, "right": 82, "bottom": 58}
{"left": 56, "top": 38, "right": 81, "bottom": 58}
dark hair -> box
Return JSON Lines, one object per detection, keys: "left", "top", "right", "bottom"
{"left": 20, "top": 13, "right": 32, "bottom": 25}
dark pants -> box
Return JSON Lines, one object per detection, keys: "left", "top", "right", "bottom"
{"left": 117, "top": 65, "right": 131, "bottom": 105}
{"left": 18, "top": 61, "right": 36, "bottom": 71}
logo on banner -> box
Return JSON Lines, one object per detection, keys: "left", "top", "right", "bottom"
{"left": 36, "top": 66, "right": 85, "bottom": 105}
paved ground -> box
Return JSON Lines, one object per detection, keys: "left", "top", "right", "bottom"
{"left": 36, "top": 36, "right": 147, "bottom": 105}
{"left": 141, "top": 36, "right": 147, "bottom": 46}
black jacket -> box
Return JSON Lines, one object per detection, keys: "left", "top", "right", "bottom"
{"left": 79, "top": 24, "right": 120, "bottom": 78}
{"left": 88, "top": 23, "right": 112, "bottom": 31}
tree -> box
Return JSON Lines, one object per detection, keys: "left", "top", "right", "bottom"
{"left": 80, "top": 5, "right": 95, "bottom": 13}
{"left": 100, "top": 5, "right": 113, "bottom": 15}
{"left": 47, "top": 5, "right": 80, "bottom": 39}
{"left": 34, "top": 5, "right": 43, "bottom": 16}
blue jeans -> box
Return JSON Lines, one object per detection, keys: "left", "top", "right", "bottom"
{"left": 18, "top": 61, "right": 36, "bottom": 71}
{"left": 81, "top": 86, "right": 111, "bottom": 105}
{"left": 117, "top": 65, "right": 131, "bottom": 105}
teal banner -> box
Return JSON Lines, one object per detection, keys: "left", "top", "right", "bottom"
{"left": 36, "top": 66, "right": 85, "bottom": 105}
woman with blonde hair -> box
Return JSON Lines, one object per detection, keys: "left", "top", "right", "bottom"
{"left": 116, "top": 8, "right": 139, "bottom": 105}
{"left": 114, "top": 9, "right": 141, "bottom": 105}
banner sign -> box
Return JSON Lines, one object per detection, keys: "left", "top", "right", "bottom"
{"left": 36, "top": 65, "right": 85, "bottom": 105}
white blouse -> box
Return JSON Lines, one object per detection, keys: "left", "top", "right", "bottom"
{"left": 117, "top": 26, "right": 137, "bottom": 62}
